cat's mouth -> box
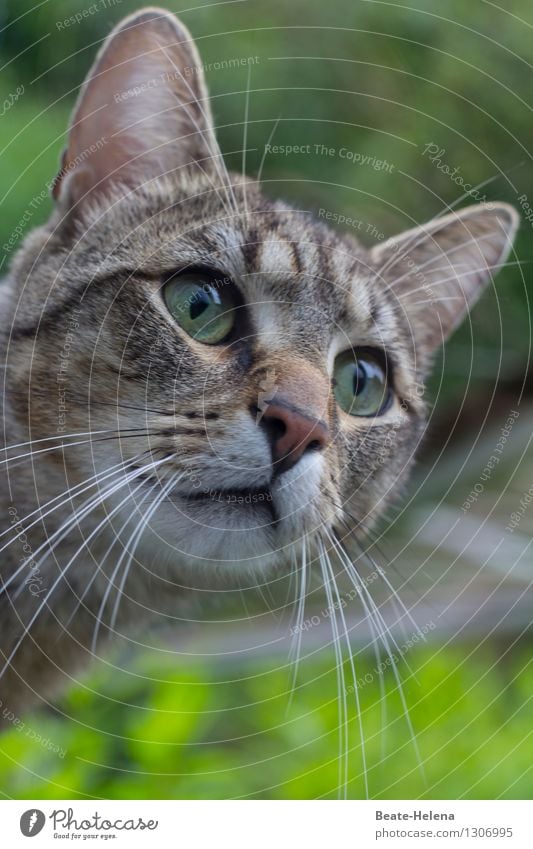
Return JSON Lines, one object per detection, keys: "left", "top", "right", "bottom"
{"left": 132, "top": 465, "right": 275, "bottom": 514}
{"left": 186, "top": 486, "right": 271, "bottom": 502}
{"left": 180, "top": 485, "right": 279, "bottom": 523}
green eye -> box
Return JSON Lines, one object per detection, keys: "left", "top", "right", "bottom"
{"left": 333, "top": 349, "right": 391, "bottom": 416}
{"left": 163, "top": 271, "right": 237, "bottom": 344}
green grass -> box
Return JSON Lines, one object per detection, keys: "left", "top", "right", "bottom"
{"left": 1, "top": 642, "right": 532, "bottom": 799}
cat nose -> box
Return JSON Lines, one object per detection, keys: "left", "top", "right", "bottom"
{"left": 256, "top": 399, "right": 330, "bottom": 474}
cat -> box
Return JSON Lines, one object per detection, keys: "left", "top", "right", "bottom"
{"left": 0, "top": 7, "right": 518, "bottom": 720}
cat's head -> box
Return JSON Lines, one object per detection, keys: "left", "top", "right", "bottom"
{"left": 5, "top": 8, "right": 518, "bottom": 578}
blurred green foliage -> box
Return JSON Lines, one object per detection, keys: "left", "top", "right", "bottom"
{"left": 1, "top": 0, "right": 532, "bottom": 799}
{"left": 0, "top": 642, "right": 532, "bottom": 799}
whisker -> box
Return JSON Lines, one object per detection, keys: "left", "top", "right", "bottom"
{"left": 327, "top": 530, "right": 424, "bottom": 779}
{"left": 0, "top": 453, "right": 148, "bottom": 591}
{"left": 90, "top": 474, "right": 167, "bottom": 653}
{"left": 8, "top": 456, "right": 155, "bottom": 602}
{"left": 287, "top": 537, "right": 308, "bottom": 713}
{"left": 256, "top": 115, "right": 281, "bottom": 186}
{"left": 8, "top": 473, "right": 150, "bottom": 600}
{"left": 335, "top": 507, "right": 422, "bottom": 637}
{"left": 0, "top": 427, "right": 153, "bottom": 455}
{"left": 0, "top": 430, "right": 167, "bottom": 468}
{"left": 332, "top": 517, "right": 390, "bottom": 760}
{"left": 317, "top": 537, "right": 350, "bottom": 799}
{"left": 0, "top": 455, "right": 173, "bottom": 681}
{"left": 241, "top": 61, "right": 252, "bottom": 220}
{"left": 351, "top": 537, "right": 422, "bottom": 643}
{"left": 320, "top": 535, "right": 369, "bottom": 799}
{"left": 105, "top": 467, "right": 184, "bottom": 641}
{"left": 71, "top": 456, "right": 201, "bottom": 637}
{"left": 61, "top": 455, "right": 182, "bottom": 631}
{"left": 4, "top": 389, "right": 176, "bottom": 417}
{"left": 328, "top": 529, "right": 415, "bottom": 680}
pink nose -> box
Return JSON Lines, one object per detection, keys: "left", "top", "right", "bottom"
{"left": 259, "top": 399, "right": 330, "bottom": 474}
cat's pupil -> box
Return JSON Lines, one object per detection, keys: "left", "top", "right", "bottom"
{"left": 189, "top": 291, "right": 211, "bottom": 320}
{"left": 353, "top": 362, "right": 367, "bottom": 396}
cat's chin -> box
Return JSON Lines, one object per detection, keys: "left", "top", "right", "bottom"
{"left": 129, "top": 456, "right": 327, "bottom": 576}
{"left": 140, "top": 496, "right": 317, "bottom": 574}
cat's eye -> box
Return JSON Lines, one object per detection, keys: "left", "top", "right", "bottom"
{"left": 333, "top": 349, "right": 391, "bottom": 417}
{"left": 163, "top": 271, "right": 237, "bottom": 344}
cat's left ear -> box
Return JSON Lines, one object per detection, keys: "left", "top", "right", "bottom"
{"left": 53, "top": 7, "right": 219, "bottom": 209}
{"left": 370, "top": 203, "right": 519, "bottom": 353}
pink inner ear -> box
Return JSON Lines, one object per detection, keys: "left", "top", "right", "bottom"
{"left": 55, "top": 9, "right": 216, "bottom": 207}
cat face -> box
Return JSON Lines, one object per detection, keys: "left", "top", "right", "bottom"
{"left": 5, "top": 8, "right": 518, "bottom": 579}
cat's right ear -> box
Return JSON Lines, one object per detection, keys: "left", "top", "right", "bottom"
{"left": 53, "top": 7, "right": 219, "bottom": 210}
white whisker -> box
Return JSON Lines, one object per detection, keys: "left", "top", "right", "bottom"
{"left": 0, "top": 427, "right": 148, "bottom": 455}
{"left": 1, "top": 453, "right": 147, "bottom": 594}
{"left": 62, "top": 454, "right": 199, "bottom": 633}
{"left": 63, "top": 474, "right": 160, "bottom": 635}
{"left": 0, "top": 453, "right": 147, "bottom": 544}
{"left": 318, "top": 537, "right": 350, "bottom": 799}
{"left": 328, "top": 530, "right": 424, "bottom": 779}
{"left": 0, "top": 429, "right": 159, "bottom": 468}
{"left": 287, "top": 537, "right": 308, "bottom": 713}
{"left": 256, "top": 115, "right": 281, "bottom": 186}
{"left": 9, "top": 459, "right": 157, "bottom": 603}
{"left": 241, "top": 62, "right": 252, "bottom": 220}
{"left": 105, "top": 467, "right": 184, "bottom": 642}
{"left": 320, "top": 536, "right": 369, "bottom": 799}
{"left": 0, "top": 454, "right": 174, "bottom": 681}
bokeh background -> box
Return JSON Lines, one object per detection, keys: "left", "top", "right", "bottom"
{"left": 0, "top": 0, "right": 532, "bottom": 799}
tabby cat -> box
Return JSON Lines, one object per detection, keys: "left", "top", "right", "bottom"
{"left": 0, "top": 7, "right": 518, "bottom": 719}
